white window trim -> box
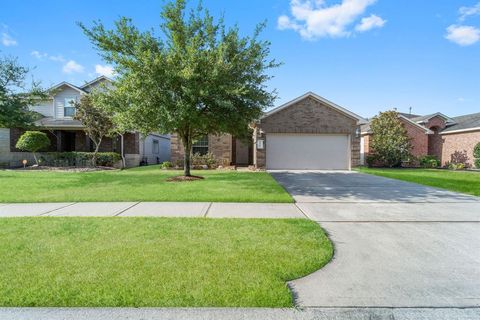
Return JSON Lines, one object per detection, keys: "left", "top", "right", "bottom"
{"left": 64, "top": 97, "right": 76, "bottom": 118}
{"left": 152, "top": 139, "right": 160, "bottom": 154}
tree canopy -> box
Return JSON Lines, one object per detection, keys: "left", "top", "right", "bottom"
{"left": 15, "top": 131, "right": 50, "bottom": 165}
{"left": 0, "top": 56, "right": 46, "bottom": 128}
{"left": 370, "top": 110, "right": 412, "bottom": 167}
{"left": 79, "top": 0, "right": 279, "bottom": 175}
{"left": 74, "top": 94, "right": 116, "bottom": 166}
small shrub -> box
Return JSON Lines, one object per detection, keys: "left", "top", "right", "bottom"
{"left": 474, "top": 142, "right": 480, "bottom": 168}
{"left": 160, "top": 161, "right": 173, "bottom": 169}
{"left": 366, "top": 154, "right": 379, "bottom": 168}
{"left": 15, "top": 131, "right": 51, "bottom": 165}
{"left": 419, "top": 155, "right": 440, "bottom": 168}
{"left": 447, "top": 162, "right": 465, "bottom": 170}
{"left": 191, "top": 152, "right": 218, "bottom": 169}
{"left": 174, "top": 159, "right": 184, "bottom": 168}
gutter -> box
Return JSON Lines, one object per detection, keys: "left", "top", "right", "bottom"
{"left": 440, "top": 127, "right": 480, "bottom": 135}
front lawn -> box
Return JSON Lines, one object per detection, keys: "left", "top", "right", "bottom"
{"left": 0, "top": 218, "right": 332, "bottom": 307}
{"left": 357, "top": 167, "right": 480, "bottom": 197}
{"left": 0, "top": 166, "right": 292, "bottom": 203}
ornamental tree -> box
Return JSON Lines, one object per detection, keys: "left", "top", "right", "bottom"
{"left": 370, "top": 110, "right": 412, "bottom": 167}
{"left": 0, "top": 55, "right": 46, "bottom": 128}
{"left": 15, "top": 131, "right": 50, "bottom": 165}
{"left": 79, "top": 0, "right": 279, "bottom": 176}
{"left": 74, "top": 94, "right": 115, "bottom": 167}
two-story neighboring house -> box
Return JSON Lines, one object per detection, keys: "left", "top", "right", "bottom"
{"left": 0, "top": 76, "right": 170, "bottom": 168}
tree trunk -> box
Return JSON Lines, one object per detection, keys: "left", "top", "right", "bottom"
{"left": 120, "top": 134, "right": 126, "bottom": 169}
{"left": 182, "top": 134, "right": 192, "bottom": 177}
{"left": 93, "top": 137, "right": 102, "bottom": 167}
{"left": 32, "top": 152, "right": 38, "bottom": 165}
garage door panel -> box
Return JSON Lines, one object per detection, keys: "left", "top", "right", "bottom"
{"left": 266, "top": 134, "right": 349, "bottom": 170}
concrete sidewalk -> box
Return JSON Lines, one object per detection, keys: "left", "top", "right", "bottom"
{"left": 1, "top": 307, "right": 479, "bottom": 320}
{"left": 0, "top": 202, "right": 306, "bottom": 219}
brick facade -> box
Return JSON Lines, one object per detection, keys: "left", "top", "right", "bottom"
{"left": 170, "top": 133, "right": 234, "bottom": 166}
{"left": 362, "top": 114, "right": 480, "bottom": 168}
{"left": 401, "top": 119, "right": 429, "bottom": 158}
{"left": 254, "top": 96, "right": 361, "bottom": 169}
{"left": 440, "top": 130, "right": 480, "bottom": 168}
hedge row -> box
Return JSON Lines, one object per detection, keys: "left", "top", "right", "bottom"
{"left": 39, "top": 152, "right": 122, "bottom": 167}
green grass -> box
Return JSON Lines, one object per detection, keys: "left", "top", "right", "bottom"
{"left": 0, "top": 217, "right": 332, "bottom": 307}
{"left": 0, "top": 166, "right": 292, "bottom": 203}
{"left": 357, "top": 167, "right": 480, "bottom": 197}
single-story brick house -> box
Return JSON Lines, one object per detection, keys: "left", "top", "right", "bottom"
{"left": 171, "top": 92, "right": 366, "bottom": 170}
{"left": 361, "top": 112, "right": 480, "bottom": 168}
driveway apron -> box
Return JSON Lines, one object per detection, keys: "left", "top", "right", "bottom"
{"left": 270, "top": 170, "right": 480, "bottom": 308}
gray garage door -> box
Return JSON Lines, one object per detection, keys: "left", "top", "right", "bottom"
{"left": 266, "top": 134, "right": 350, "bottom": 170}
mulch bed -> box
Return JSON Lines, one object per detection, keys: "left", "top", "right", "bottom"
{"left": 167, "top": 175, "right": 205, "bottom": 182}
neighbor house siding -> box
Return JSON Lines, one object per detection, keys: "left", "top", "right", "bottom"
{"left": 255, "top": 96, "right": 360, "bottom": 169}
{"left": 53, "top": 87, "right": 82, "bottom": 118}
{"left": 30, "top": 100, "right": 54, "bottom": 117}
{"left": 441, "top": 130, "right": 480, "bottom": 168}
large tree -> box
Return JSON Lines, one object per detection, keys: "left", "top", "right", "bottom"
{"left": 0, "top": 56, "right": 46, "bottom": 128}
{"left": 79, "top": 0, "right": 279, "bottom": 176}
{"left": 370, "top": 110, "right": 412, "bottom": 167}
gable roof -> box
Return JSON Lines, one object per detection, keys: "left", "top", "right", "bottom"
{"left": 49, "top": 81, "right": 86, "bottom": 94}
{"left": 261, "top": 92, "right": 367, "bottom": 124}
{"left": 80, "top": 75, "right": 113, "bottom": 90}
{"left": 412, "top": 112, "right": 456, "bottom": 125}
{"left": 440, "top": 112, "right": 480, "bottom": 134}
{"left": 361, "top": 114, "right": 433, "bottom": 135}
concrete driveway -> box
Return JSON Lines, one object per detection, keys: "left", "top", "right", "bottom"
{"left": 270, "top": 170, "right": 480, "bottom": 308}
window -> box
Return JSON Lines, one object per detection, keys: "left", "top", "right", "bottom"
{"left": 152, "top": 140, "right": 159, "bottom": 154}
{"left": 192, "top": 135, "right": 208, "bottom": 155}
{"left": 64, "top": 97, "right": 76, "bottom": 117}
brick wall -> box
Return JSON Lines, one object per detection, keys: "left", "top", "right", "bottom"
{"left": 400, "top": 118, "right": 429, "bottom": 158}
{"left": 441, "top": 130, "right": 480, "bottom": 168}
{"left": 425, "top": 116, "right": 447, "bottom": 130}
{"left": 362, "top": 119, "right": 429, "bottom": 161}
{"left": 124, "top": 132, "right": 139, "bottom": 154}
{"left": 170, "top": 133, "right": 233, "bottom": 165}
{"left": 255, "top": 96, "right": 360, "bottom": 168}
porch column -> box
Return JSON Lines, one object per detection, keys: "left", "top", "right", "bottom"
{"left": 56, "top": 130, "right": 62, "bottom": 152}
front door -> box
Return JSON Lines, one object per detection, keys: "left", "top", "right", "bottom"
{"left": 64, "top": 132, "right": 76, "bottom": 152}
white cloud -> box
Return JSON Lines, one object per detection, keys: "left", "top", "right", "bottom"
{"left": 62, "top": 60, "right": 84, "bottom": 74}
{"left": 94, "top": 64, "right": 115, "bottom": 77}
{"left": 31, "top": 50, "right": 48, "bottom": 59}
{"left": 445, "top": 25, "right": 480, "bottom": 46}
{"left": 277, "top": 0, "right": 384, "bottom": 40}
{"left": 2, "top": 32, "right": 17, "bottom": 46}
{"left": 49, "top": 55, "right": 65, "bottom": 62}
{"left": 355, "top": 14, "right": 386, "bottom": 32}
{"left": 459, "top": 2, "right": 480, "bottom": 21}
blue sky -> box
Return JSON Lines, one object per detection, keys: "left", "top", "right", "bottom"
{"left": 1, "top": 0, "right": 479, "bottom": 118}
